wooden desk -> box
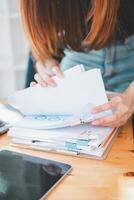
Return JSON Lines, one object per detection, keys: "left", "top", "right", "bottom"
{"left": 0, "top": 121, "right": 134, "bottom": 200}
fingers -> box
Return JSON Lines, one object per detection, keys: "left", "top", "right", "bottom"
{"left": 34, "top": 73, "right": 47, "bottom": 87}
{"left": 92, "top": 115, "right": 128, "bottom": 127}
{"left": 92, "top": 101, "right": 129, "bottom": 127}
{"left": 36, "top": 62, "right": 63, "bottom": 87}
{"left": 36, "top": 62, "right": 63, "bottom": 77}
{"left": 92, "top": 96, "right": 122, "bottom": 114}
{"left": 30, "top": 81, "right": 37, "bottom": 87}
{"left": 34, "top": 72, "right": 57, "bottom": 87}
{"left": 45, "top": 58, "right": 63, "bottom": 77}
{"left": 52, "top": 66, "right": 63, "bottom": 78}
{"left": 91, "top": 95, "right": 131, "bottom": 127}
{"left": 92, "top": 112, "right": 125, "bottom": 127}
{"left": 42, "top": 74, "right": 57, "bottom": 87}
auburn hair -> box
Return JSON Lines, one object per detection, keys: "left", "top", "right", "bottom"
{"left": 20, "top": 0, "right": 120, "bottom": 63}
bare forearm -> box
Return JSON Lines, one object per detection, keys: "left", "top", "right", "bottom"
{"left": 123, "top": 81, "right": 134, "bottom": 113}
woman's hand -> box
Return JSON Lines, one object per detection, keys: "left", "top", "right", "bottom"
{"left": 91, "top": 91, "right": 134, "bottom": 128}
{"left": 31, "top": 58, "right": 63, "bottom": 87}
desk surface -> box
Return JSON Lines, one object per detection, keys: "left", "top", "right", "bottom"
{"left": 0, "top": 121, "right": 134, "bottom": 200}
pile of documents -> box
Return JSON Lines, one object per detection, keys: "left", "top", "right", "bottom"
{"left": 6, "top": 65, "right": 118, "bottom": 159}
{"left": 9, "top": 125, "right": 118, "bottom": 159}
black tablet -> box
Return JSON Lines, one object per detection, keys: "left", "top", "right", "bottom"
{"left": 0, "top": 150, "right": 72, "bottom": 200}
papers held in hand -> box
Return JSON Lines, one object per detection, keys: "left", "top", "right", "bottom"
{"left": 7, "top": 65, "right": 118, "bottom": 160}
{"left": 8, "top": 65, "right": 111, "bottom": 129}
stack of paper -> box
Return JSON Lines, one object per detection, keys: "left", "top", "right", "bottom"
{"left": 6, "top": 65, "right": 118, "bottom": 159}
{"left": 8, "top": 65, "right": 111, "bottom": 129}
{"left": 9, "top": 124, "right": 118, "bottom": 158}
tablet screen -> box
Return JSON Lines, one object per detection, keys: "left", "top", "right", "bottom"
{"left": 0, "top": 150, "right": 72, "bottom": 200}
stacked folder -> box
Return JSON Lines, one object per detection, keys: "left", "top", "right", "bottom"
{"left": 6, "top": 65, "right": 119, "bottom": 159}
{"left": 9, "top": 125, "right": 118, "bottom": 159}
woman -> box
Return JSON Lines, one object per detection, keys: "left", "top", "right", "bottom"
{"left": 20, "top": 0, "right": 134, "bottom": 127}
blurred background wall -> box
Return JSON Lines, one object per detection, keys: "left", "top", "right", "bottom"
{"left": 0, "top": 0, "right": 29, "bottom": 98}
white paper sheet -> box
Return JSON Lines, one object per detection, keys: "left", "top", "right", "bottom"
{"left": 9, "top": 124, "right": 115, "bottom": 157}
{"left": 8, "top": 66, "right": 108, "bottom": 116}
{"left": 0, "top": 104, "right": 23, "bottom": 124}
{"left": 9, "top": 124, "right": 112, "bottom": 145}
